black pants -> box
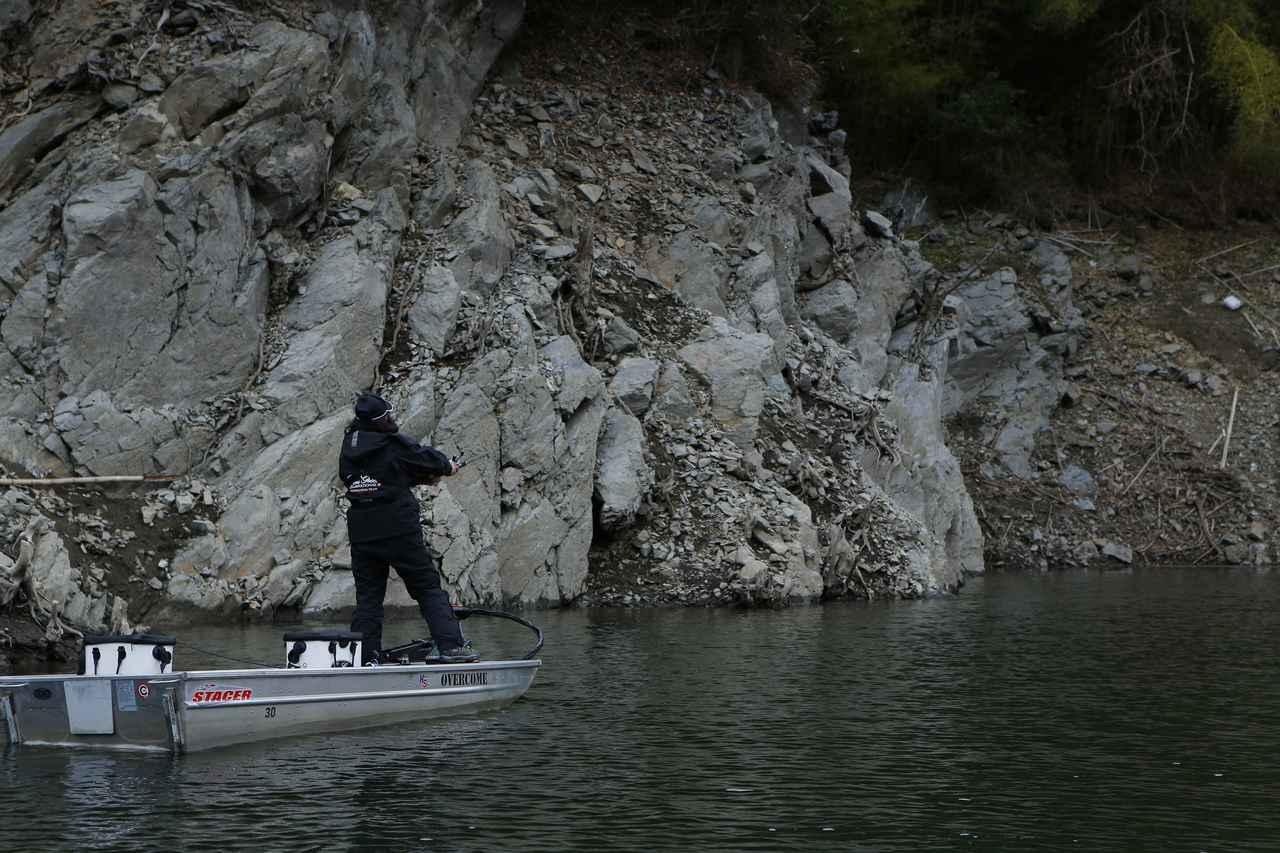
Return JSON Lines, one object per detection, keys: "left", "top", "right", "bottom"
{"left": 349, "top": 530, "right": 464, "bottom": 664}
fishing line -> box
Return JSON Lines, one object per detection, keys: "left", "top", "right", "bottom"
{"left": 181, "top": 642, "right": 275, "bottom": 669}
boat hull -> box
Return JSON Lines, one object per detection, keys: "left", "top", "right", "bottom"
{"left": 1, "top": 660, "right": 538, "bottom": 753}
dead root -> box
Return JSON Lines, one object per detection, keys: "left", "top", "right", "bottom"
{"left": 1, "top": 521, "right": 83, "bottom": 644}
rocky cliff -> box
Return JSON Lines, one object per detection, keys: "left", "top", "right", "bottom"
{"left": 1, "top": 1, "right": 1098, "bottom": 652}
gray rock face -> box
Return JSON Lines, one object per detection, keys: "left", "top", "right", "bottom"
{"left": 836, "top": 251, "right": 917, "bottom": 394}
{"left": 944, "top": 264, "right": 1070, "bottom": 478}
{"left": 1, "top": 5, "right": 1005, "bottom": 621}
{"left": 0, "top": 1, "right": 31, "bottom": 37}
{"left": 610, "top": 357, "right": 659, "bottom": 416}
{"left": 225, "top": 115, "right": 331, "bottom": 227}
{"left": 863, "top": 210, "right": 894, "bottom": 239}
{"left": 261, "top": 193, "right": 403, "bottom": 429}
{"left": 869, "top": 341, "right": 985, "bottom": 589}
{"left": 49, "top": 165, "right": 268, "bottom": 471}
{"left": 159, "top": 23, "right": 329, "bottom": 139}
{"left": 726, "top": 252, "right": 787, "bottom": 347}
{"left": 53, "top": 392, "right": 185, "bottom": 475}
{"left": 594, "top": 408, "right": 653, "bottom": 531}
{"left": 447, "top": 161, "right": 514, "bottom": 294}
{"left": 407, "top": 266, "right": 462, "bottom": 355}
{"left": 800, "top": 279, "right": 859, "bottom": 342}
{"left": 679, "top": 317, "right": 779, "bottom": 447}
{"left": 651, "top": 362, "right": 698, "bottom": 424}
{"left": 648, "top": 233, "right": 729, "bottom": 316}
{"left": 0, "top": 177, "right": 62, "bottom": 296}
{"left": 602, "top": 314, "right": 642, "bottom": 355}
{"left": 0, "top": 99, "right": 98, "bottom": 198}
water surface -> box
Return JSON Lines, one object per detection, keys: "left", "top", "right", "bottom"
{"left": 3, "top": 569, "right": 1278, "bottom": 851}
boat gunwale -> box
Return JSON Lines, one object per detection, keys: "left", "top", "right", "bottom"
{"left": 182, "top": 682, "right": 517, "bottom": 711}
{"left": 0, "top": 658, "right": 541, "bottom": 687}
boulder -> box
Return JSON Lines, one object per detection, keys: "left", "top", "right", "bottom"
{"left": 678, "top": 317, "right": 778, "bottom": 447}
{"left": 0, "top": 176, "right": 63, "bottom": 296}
{"left": 118, "top": 104, "right": 172, "bottom": 153}
{"left": 869, "top": 341, "right": 985, "bottom": 590}
{"left": 257, "top": 192, "right": 403, "bottom": 430}
{"left": 610, "top": 357, "right": 660, "bottom": 416}
{"left": 57, "top": 168, "right": 268, "bottom": 413}
{"left": 650, "top": 363, "right": 698, "bottom": 423}
{"left": 407, "top": 266, "right": 462, "bottom": 355}
{"left": 1059, "top": 464, "right": 1097, "bottom": 497}
{"left": 726, "top": 252, "right": 787, "bottom": 346}
{"left": 159, "top": 22, "right": 329, "bottom": 139}
{"left": 646, "top": 233, "right": 728, "bottom": 316}
{"left": 602, "top": 314, "right": 642, "bottom": 355}
{"left": 835, "top": 251, "right": 917, "bottom": 394}
{"left": 944, "top": 268, "right": 1066, "bottom": 478}
{"left": 447, "top": 160, "right": 513, "bottom": 295}
{"left": 862, "top": 210, "right": 894, "bottom": 239}
{"left": 0, "top": 98, "right": 98, "bottom": 198}
{"left": 594, "top": 408, "right": 652, "bottom": 531}
{"left": 799, "top": 279, "right": 859, "bottom": 343}
{"left": 225, "top": 115, "right": 331, "bottom": 226}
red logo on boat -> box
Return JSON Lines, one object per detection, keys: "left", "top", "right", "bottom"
{"left": 191, "top": 686, "right": 254, "bottom": 703}
{"left": 136, "top": 683, "right": 151, "bottom": 699}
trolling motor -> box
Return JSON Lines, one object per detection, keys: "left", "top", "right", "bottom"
{"left": 375, "top": 607, "right": 544, "bottom": 666}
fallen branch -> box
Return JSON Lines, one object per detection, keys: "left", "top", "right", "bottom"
{"left": 1219, "top": 386, "right": 1239, "bottom": 470}
{"left": 1196, "top": 239, "right": 1261, "bottom": 266}
{"left": 0, "top": 475, "right": 175, "bottom": 487}
{"left": 1196, "top": 498, "right": 1225, "bottom": 561}
{"left": 1206, "top": 429, "right": 1225, "bottom": 457}
{"left": 1043, "top": 234, "right": 1094, "bottom": 258}
{"left": 1240, "top": 310, "right": 1266, "bottom": 342}
{"left": 1241, "top": 262, "right": 1280, "bottom": 280}
{"left": 1121, "top": 436, "right": 1167, "bottom": 495}
{"left": 132, "top": 4, "right": 172, "bottom": 78}
{"left": 235, "top": 326, "right": 267, "bottom": 422}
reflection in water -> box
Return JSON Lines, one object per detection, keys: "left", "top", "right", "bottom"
{"left": 3, "top": 569, "right": 1280, "bottom": 851}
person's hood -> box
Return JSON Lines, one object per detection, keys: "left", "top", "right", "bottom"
{"left": 343, "top": 426, "right": 396, "bottom": 460}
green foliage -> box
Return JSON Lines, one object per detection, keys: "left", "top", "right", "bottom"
{"left": 1206, "top": 23, "right": 1280, "bottom": 172}
{"left": 805, "top": 0, "right": 1280, "bottom": 191}
{"left": 1027, "top": 0, "right": 1103, "bottom": 31}
{"left": 522, "top": 0, "right": 1280, "bottom": 193}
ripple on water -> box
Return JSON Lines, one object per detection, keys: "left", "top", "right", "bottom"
{"left": 3, "top": 570, "right": 1280, "bottom": 851}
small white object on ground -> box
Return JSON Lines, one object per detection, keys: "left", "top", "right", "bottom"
{"left": 1223, "top": 295, "right": 1243, "bottom": 310}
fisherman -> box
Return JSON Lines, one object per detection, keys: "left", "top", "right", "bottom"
{"left": 338, "top": 392, "right": 478, "bottom": 665}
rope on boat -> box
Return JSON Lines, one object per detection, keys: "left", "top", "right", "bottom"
{"left": 453, "top": 608, "right": 545, "bottom": 660}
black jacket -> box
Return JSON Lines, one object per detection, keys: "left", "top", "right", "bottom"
{"left": 339, "top": 425, "right": 453, "bottom": 543}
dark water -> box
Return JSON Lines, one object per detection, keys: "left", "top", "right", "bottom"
{"left": 3, "top": 569, "right": 1280, "bottom": 852}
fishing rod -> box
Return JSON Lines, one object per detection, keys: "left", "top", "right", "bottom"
{"left": 454, "top": 607, "right": 544, "bottom": 659}
{"left": 380, "top": 607, "right": 544, "bottom": 663}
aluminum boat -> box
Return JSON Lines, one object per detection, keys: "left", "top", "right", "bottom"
{"left": 0, "top": 610, "right": 542, "bottom": 754}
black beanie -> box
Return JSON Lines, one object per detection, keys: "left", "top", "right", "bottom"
{"left": 354, "top": 393, "right": 392, "bottom": 422}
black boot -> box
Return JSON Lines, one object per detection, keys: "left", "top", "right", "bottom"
{"left": 438, "top": 641, "right": 479, "bottom": 663}
{"left": 419, "top": 589, "right": 474, "bottom": 658}
{"left": 350, "top": 621, "right": 382, "bottom": 666}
